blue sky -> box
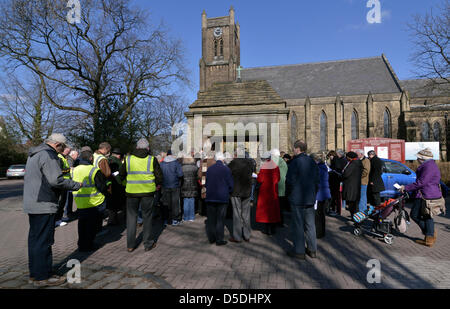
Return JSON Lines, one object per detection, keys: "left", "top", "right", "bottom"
{"left": 135, "top": 0, "right": 444, "bottom": 103}
{"left": 0, "top": 0, "right": 443, "bottom": 107}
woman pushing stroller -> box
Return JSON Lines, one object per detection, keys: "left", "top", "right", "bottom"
{"left": 399, "top": 148, "right": 444, "bottom": 248}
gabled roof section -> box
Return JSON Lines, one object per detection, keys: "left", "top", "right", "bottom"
{"left": 401, "top": 79, "right": 450, "bottom": 98}
{"left": 241, "top": 56, "right": 403, "bottom": 99}
{"left": 190, "top": 80, "right": 285, "bottom": 108}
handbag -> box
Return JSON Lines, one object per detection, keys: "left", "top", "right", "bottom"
{"left": 420, "top": 186, "right": 446, "bottom": 218}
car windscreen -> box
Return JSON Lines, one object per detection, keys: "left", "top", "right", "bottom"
{"left": 9, "top": 165, "right": 25, "bottom": 169}
{"left": 383, "top": 161, "right": 408, "bottom": 174}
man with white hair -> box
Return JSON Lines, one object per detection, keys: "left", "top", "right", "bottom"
{"left": 205, "top": 152, "right": 234, "bottom": 246}
{"left": 119, "top": 138, "right": 163, "bottom": 252}
{"left": 271, "top": 149, "right": 289, "bottom": 226}
{"left": 23, "top": 133, "right": 82, "bottom": 287}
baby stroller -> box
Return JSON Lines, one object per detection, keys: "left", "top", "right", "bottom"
{"left": 352, "top": 192, "right": 410, "bottom": 244}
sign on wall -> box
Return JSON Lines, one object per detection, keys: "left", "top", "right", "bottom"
{"left": 405, "top": 142, "right": 440, "bottom": 161}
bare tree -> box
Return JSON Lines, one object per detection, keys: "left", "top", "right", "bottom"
{"left": 0, "top": 74, "right": 61, "bottom": 145}
{"left": 136, "top": 95, "right": 188, "bottom": 152}
{"left": 0, "top": 0, "right": 189, "bottom": 144}
{"left": 408, "top": 1, "right": 450, "bottom": 91}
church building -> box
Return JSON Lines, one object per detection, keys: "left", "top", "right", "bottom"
{"left": 185, "top": 7, "right": 450, "bottom": 160}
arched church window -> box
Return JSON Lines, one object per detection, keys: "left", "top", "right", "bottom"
{"left": 320, "top": 111, "right": 328, "bottom": 151}
{"left": 220, "top": 39, "right": 224, "bottom": 56}
{"left": 214, "top": 40, "right": 218, "bottom": 57}
{"left": 383, "top": 108, "right": 391, "bottom": 138}
{"left": 421, "top": 122, "right": 431, "bottom": 141}
{"left": 433, "top": 122, "right": 441, "bottom": 141}
{"left": 351, "top": 110, "right": 359, "bottom": 140}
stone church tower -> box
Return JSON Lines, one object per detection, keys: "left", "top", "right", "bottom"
{"left": 199, "top": 7, "right": 240, "bottom": 91}
{"left": 187, "top": 8, "right": 449, "bottom": 161}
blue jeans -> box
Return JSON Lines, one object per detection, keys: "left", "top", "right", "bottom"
{"left": 358, "top": 185, "right": 368, "bottom": 213}
{"left": 410, "top": 198, "right": 434, "bottom": 237}
{"left": 183, "top": 198, "right": 195, "bottom": 221}
{"left": 28, "top": 214, "right": 56, "bottom": 280}
{"left": 290, "top": 205, "right": 317, "bottom": 254}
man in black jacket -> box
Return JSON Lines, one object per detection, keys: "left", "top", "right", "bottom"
{"left": 119, "top": 139, "right": 164, "bottom": 252}
{"left": 227, "top": 151, "right": 255, "bottom": 243}
{"left": 367, "top": 150, "right": 385, "bottom": 208}
{"left": 286, "top": 140, "right": 319, "bottom": 260}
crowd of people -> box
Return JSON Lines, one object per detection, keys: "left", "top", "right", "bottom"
{"left": 22, "top": 133, "right": 446, "bottom": 287}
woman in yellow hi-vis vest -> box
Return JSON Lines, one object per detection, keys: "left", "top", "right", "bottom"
{"left": 119, "top": 139, "right": 163, "bottom": 253}
{"left": 72, "top": 149, "right": 109, "bottom": 252}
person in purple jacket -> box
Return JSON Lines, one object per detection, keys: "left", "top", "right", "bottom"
{"left": 401, "top": 148, "right": 442, "bottom": 247}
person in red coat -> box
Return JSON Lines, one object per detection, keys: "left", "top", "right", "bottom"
{"left": 256, "top": 152, "right": 281, "bottom": 235}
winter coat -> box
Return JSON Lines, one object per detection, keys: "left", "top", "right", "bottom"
{"left": 23, "top": 143, "right": 81, "bottom": 214}
{"left": 368, "top": 156, "right": 385, "bottom": 193}
{"left": 316, "top": 162, "right": 331, "bottom": 202}
{"left": 160, "top": 155, "right": 183, "bottom": 189}
{"left": 286, "top": 153, "right": 319, "bottom": 207}
{"left": 328, "top": 156, "right": 347, "bottom": 188}
{"left": 119, "top": 148, "right": 163, "bottom": 198}
{"left": 181, "top": 163, "right": 199, "bottom": 198}
{"left": 256, "top": 160, "right": 281, "bottom": 223}
{"left": 405, "top": 159, "right": 442, "bottom": 199}
{"left": 342, "top": 159, "right": 362, "bottom": 202}
{"left": 205, "top": 160, "right": 234, "bottom": 204}
{"left": 274, "top": 157, "right": 288, "bottom": 197}
{"left": 228, "top": 158, "right": 254, "bottom": 198}
{"left": 360, "top": 157, "right": 371, "bottom": 186}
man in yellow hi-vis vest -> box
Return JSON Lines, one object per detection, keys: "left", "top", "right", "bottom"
{"left": 56, "top": 145, "right": 72, "bottom": 226}
{"left": 119, "top": 138, "right": 163, "bottom": 252}
{"left": 72, "top": 148, "right": 109, "bottom": 252}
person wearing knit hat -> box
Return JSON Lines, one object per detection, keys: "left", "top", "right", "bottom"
{"left": 416, "top": 148, "right": 434, "bottom": 161}
{"left": 401, "top": 147, "right": 442, "bottom": 247}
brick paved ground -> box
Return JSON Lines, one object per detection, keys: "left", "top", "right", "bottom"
{"left": 1, "top": 180, "right": 450, "bottom": 289}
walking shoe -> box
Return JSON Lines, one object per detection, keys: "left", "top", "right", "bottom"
{"left": 306, "top": 248, "right": 317, "bottom": 258}
{"left": 216, "top": 241, "right": 227, "bottom": 246}
{"left": 33, "top": 275, "right": 66, "bottom": 287}
{"left": 415, "top": 236, "right": 434, "bottom": 247}
{"left": 328, "top": 210, "right": 337, "bottom": 217}
{"left": 144, "top": 243, "right": 157, "bottom": 252}
{"left": 55, "top": 220, "right": 67, "bottom": 227}
{"left": 287, "top": 251, "right": 306, "bottom": 260}
{"left": 228, "top": 237, "right": 241, "bottom": 243}
{"left": 172, "top": 220, "right": 180, "bottom": 226}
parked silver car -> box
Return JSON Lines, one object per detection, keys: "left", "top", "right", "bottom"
{"left": 6, "top": 164, "right": 26, "bottom": 179}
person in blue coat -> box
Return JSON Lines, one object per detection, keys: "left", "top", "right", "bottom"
{"left": 311, "top": 153, "right": 331, "bottom": 239}
{"left": 205, "top": 152, "right": 234, "bottom": 246}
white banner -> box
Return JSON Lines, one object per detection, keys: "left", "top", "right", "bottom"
{"left": 405, "top": 142, "right": 440, "bottom": 161}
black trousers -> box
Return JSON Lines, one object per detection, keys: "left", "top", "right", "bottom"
{"left": 206, "top": 203, "right": 228, "bottom": 243}
{"left": 55, "top": 190, "right": 68, "bottom": 221}
{"left": 161, "top": 188, "right": 181, "bottom": 222}
{"left": 127, "top": 196, "right": 155, "bottom": 249}
{"left": 77, "top": 203, "right": 105, "bottom": 251}
{"left": 28, "top": 214, "right": 56, "bottom": 280}
{"left": 315, "top": 200, "right": 328, "bottom": 239}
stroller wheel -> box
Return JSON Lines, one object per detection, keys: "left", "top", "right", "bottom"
{"left": 384, "top": 234, "right": 393, "bottom": 245}
{"left": 353, "top": 227, "right": 362, "bottom": 236}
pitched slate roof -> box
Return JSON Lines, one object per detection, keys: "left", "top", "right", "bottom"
{"left": 241, "top": 56, "right": 403, "bottom": 99}
{"left": 401, "top": 79, "right": 450, "bottom": 98}
{"left": 190, "top": 80, "right": 285, "bottom": 108}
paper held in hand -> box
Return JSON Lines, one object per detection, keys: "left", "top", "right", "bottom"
{"left": 393, "top": 183, "right": 402, "bottom": 190}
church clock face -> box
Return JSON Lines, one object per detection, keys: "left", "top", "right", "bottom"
{"left": 213, "top": 27, "right": 223, "bottom": 38}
